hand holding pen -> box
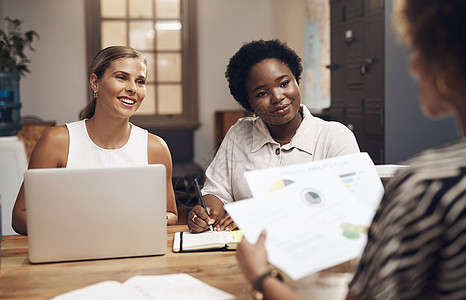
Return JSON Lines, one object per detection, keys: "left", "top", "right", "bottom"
{"left": 193, "top": 178, "right": 214, "bottom": 231}
{"left": 188, "top": 179, "right": 219, "bottom": 233}
{"left": 188, "top": 179, "right": 237, "bottom": 233}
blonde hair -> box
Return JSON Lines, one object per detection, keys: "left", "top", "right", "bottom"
{"left": 80, "top": 46, "right": 147, "bottom": 120}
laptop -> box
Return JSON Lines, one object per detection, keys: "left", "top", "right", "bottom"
{"left": 24, "top": 165, "right": 167, "bottom": 263}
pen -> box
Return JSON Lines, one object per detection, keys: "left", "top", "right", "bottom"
{"left": 194, "top": 178, "right": 214, "bottom": 231}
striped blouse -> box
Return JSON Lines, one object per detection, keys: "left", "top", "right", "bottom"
{"left": 349, "top": 138, "right": 466, "bottom": 299}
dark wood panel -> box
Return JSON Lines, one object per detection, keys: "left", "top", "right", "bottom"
{"left": 329, "top": 0, "right": 386, "bottom": 163}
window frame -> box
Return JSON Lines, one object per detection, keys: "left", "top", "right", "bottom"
{"left": 85, "top": 0, "right": 199, "bottom": 130}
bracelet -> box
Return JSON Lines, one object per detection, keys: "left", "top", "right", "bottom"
{"left": 251, "top": 269, "right": 283, "bottom": 299}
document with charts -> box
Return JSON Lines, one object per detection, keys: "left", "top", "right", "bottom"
{"left": 244, "top": 152, "right": 384, "bottom": 210}
{"left": 225, "top": 169, "right": 376, "bottom": 280}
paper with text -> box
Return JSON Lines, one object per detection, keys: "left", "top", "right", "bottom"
{"left": 244, "top": 152, "right": 384, "bottom": 210}
{"left": 226, "top": 170, "right": 375, "bottom": 280}
{"left": 123, "top": 274, "right": 234, "bottom": 299}
{"left": 52, "top": 273, "right": 234, "bottom": 300}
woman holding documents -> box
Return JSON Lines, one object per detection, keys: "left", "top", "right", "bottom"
{"left": 188, "top": 39, "right": 360, "bottom": 233}
{"left": 12, "top": 46, "right": 178, "bottom": 234}
{"left": 236, "top": 0, "right": 466, "bottom": 299}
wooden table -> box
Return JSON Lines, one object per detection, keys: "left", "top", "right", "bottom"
{"left": 0, "top": 225, "right": 356, "bottom": 299}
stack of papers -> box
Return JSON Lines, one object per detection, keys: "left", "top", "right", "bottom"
{"left": 375, "top": 164, "right": 409, "bottom": 179}
{"left": 226, "top": 152, "right": 384, "bottom": 280}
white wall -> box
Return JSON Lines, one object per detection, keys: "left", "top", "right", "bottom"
{"left": 1, "top": 0, "right": 87, "bottom": 235}
{"left": 194, "top": 0, "right": 305, "bottom": 167}
{"left": 270, "top": 0, "right": 305, "bottom": 58}
{"left": 1, "top": 0, "right": 305, "bottom": 165}
{"left": 0, "top": 0, "right": 305, "bottom": 234}
{"left": 1, "top": 0, "right": 305, "bottom": 167}
{"left": 1, "top": 0, "right": 87, "bottom": 125}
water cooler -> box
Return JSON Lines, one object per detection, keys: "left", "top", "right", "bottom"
{"left": 0, "top": 72, "right": 27, "bottom": 235}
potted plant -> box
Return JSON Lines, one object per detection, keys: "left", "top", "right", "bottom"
{"left": 0, "top": 17, "right": 39, "bottom": 136}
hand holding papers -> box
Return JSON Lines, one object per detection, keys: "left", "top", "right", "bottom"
{"left": 226, "top": 153, "right": 383, "bottom": 280}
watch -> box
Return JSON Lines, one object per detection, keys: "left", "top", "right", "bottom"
{"left": 251, "top": 269, "right": 283, "bottom": 300}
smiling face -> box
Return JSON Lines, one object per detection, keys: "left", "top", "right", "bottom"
{"left": 246, "top": 58, "right": 302, "bottom": 127}
{"left": 91, "top": 57, "right": 147, "bottom": 119}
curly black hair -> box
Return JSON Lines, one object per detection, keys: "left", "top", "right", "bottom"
{"left": 394, "top": 0, "right": 466, "bottom": 81}
{"left": 225, "top": 39, "right": 303, "bottom": 112}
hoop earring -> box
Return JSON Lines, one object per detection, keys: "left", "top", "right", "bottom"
{"left": 93, "top": 90, "right": 98, "bottom": 99}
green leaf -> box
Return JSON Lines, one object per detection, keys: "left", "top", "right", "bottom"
{"left": 0, "top": 17, "right": 39, "bottom": 77}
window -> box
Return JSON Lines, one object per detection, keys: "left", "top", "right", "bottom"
{"left": 85, "top": 0, "right": 198, "bottom": 129}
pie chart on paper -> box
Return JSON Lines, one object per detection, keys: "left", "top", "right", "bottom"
{"left": 268, "top": 179, "right": 295, "bottom": 193}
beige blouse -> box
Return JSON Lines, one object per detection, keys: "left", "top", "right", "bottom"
{"left": 201, "top": 105, "right": 360, "bottom": 204}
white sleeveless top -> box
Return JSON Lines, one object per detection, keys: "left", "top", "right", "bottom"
{"left": 65, "top": 120, "right": 148, "bottom": 168}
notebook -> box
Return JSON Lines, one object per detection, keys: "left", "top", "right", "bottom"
{"left": 173, "top": 230, "right": 243, "bottom": 252}
{"left": 24, "top": 165, "right": 167, "bottom": 263}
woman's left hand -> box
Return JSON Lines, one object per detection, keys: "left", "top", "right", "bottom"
{"left": 214, "top": 213, "right": 237, "bottom": 231}
{"left": 236, "top": 230, "right": 269, "bottom": 284}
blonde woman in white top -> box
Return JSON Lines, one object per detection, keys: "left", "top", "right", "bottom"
{"left": 12, "top": 46, "right": 177, "bottom": 235}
